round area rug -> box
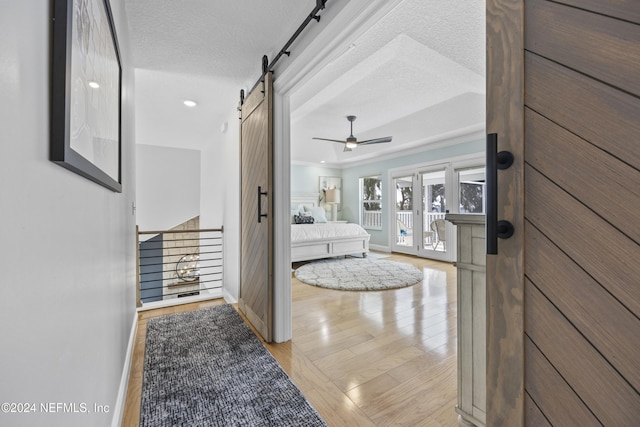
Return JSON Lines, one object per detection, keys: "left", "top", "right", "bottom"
{"left": 294, "top": 258, "right": 423, "bottom": 291}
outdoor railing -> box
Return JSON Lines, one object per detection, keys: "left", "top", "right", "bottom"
{"left": 136, "top": 227, "right": 223, "bottom": 308}
{"left": 362, "top": 210, "right": 382, "bottom": 228}
{"left": 396, "top": 211, "right": 413, "bottom": 228}
{"left": 394, "top": 211, "right": 447, "bottom": 248}
{"left": 362, "top": 210, "right": 447, "bottom": 249}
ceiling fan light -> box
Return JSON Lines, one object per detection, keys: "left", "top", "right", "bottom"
{"left": 313, "top": 115, "right": 392, "bottom": 153}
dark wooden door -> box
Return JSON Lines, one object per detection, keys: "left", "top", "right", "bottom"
{"left": 239, "top": 72, "right": 273, "bottom": 342}
{"left": 487, "top": 1, "right": 640, "bottom": 425}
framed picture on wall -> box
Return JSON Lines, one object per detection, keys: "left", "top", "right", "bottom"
{"left": 51, "top": 0, "right": 122, "bottom": 192}
{"left": 319, "top": 176, "right": 342, "bottom": 210}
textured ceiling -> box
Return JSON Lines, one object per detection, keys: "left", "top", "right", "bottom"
{"left": 125, "top": 0, "right": 316, "bottom": 84}
{"left": 125, "top": 0, "right": 316, "bottom": 149}
{"left": 125, "top": 0, "right": 485, "bottom": 162}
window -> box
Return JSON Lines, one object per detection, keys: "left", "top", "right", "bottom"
{"left": 457, "top": 167, "right": 485, "bottom": 213}
{"left": 360, "top": 175, "right": 382, "bottom": 229}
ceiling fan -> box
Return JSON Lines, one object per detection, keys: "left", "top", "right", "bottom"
{"left": 313, "top": 115, "right": 392, "bottom": 152}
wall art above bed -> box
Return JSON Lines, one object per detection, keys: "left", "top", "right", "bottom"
{"left": 319, "top": 176, "right": 341, "bottom": 210}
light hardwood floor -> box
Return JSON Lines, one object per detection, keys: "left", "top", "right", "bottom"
{"left": 122, "top": 253, "right": 458, "bottom": 427}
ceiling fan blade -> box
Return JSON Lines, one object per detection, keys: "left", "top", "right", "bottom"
{"left": 358, "top": 136, "right": 393, "bottom": 145}
{"left": 312, "top": 137, "right": 347, "bottom": 144}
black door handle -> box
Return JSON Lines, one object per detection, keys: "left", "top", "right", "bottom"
{"left": 486, "top": 133, "right": 515, "bottom": 255}
{"left": 258, "top": 186, "right": 268, "bottom": 223}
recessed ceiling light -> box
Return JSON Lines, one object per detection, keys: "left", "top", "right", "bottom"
{"left": 183, "top": 100, "right": 197, "bottom": 107}
{"left": 88, "top": 81, "right": 100, "bottom": 89}
{"left": 320, "top": 160, "right": 326, "bottom": 164}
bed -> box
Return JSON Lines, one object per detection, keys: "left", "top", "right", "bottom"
{"left": 291, "top": 193, "right": 370, "bottom": 262}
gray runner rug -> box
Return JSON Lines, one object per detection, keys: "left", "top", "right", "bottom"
{"left": 140, "top": 304, "right": 327, "bottom": 427}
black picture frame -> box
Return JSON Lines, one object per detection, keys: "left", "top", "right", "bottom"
{"left": 51, "top": 0, "right": 122, "bottom": 192}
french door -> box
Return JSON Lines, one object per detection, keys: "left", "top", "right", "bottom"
{"left": 392, "top": 175, "right": 416, "bottom": 252}
{"left": 391, "top": 165, "right": 454, "bottom": 262}
{"left": 418, "top": 167, "right": 450, "bottom": 260}
{"left": 391, "top": 161, "right": 485, "bottom": 261}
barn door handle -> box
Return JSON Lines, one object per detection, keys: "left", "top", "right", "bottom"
{"left": 487, "top": 133, "right": 515, "bottom": 254}
{"left": 258, "top": 186, "right": 268, "bottom": 223}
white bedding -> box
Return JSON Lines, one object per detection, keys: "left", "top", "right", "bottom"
{"left": 291, "top": 223, "right": 369, "bottom": 242}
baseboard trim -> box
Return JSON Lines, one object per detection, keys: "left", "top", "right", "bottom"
{"left": 111, "top": 313, "right": 137, "bottom": 427}
{"left": 137, "top": 290, "right": 224, "bottom": 312}
{"left": 222, "top": 288, "right": 237, "bottom": 304}
{"left": 369, "top": 244, "right": 391, "bottom": 253}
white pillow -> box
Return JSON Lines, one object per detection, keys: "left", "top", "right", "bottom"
{"left": 309, "top": 207, "right": 327, "bottom": 223}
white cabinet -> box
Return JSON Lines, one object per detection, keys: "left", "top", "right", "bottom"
{"left": 446, "top": 214, "right": 486, "bottom": 427}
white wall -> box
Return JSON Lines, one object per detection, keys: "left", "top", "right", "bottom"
{"left": 0, "top": 1, "right": 137, "bottom": 426}
{"left": 221, "top": 110, "right": 241, "bottom": 302}
{"left": 200, "top": 129, "right": 226, "bottom": 299}
{"left": 199, "top": 146, "right": 225, "bottom": 229}
{"left": 136, "top": 144, "right": 201, "bottom": 231}
{"left": 290, "top": 164, "right": 342, "bottom": 194}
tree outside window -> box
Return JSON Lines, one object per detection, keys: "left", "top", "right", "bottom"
{"left": 396, "top": 179, "right": 413, "bottom": 211}
{"left": 459, "top": 182, "right": 484, "bottom": 213}
{"left": 458, "top": 167, "right": 485, "bottom": 213}
{"left": 360, "top": 176, "right": 382, "bottom": 229}
{"left": 428, "top": 184, "right": 446, "bottom": 212}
